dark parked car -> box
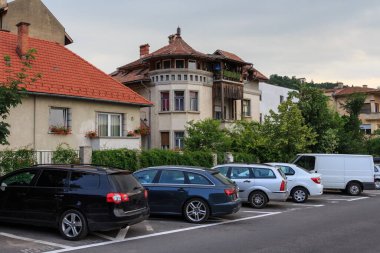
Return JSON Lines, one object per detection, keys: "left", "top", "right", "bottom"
{"left": 0, "top": 165, "right": 149, "bottom": 240}
{"left": 133, "top": 166, "right": 241, "bottom": 223}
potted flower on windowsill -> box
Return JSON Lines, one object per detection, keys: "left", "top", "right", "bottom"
{"left": 127, "top": 130, "right": 136, "bottom": 137}
{"left": 50, "top": 126, "right": 71, "bottom": 135}
{"left": 85, "top": 130, "right": 97, "bottom": 139}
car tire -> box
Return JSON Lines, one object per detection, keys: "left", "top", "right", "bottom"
{"left": 59, "top": 209, "right": 88, "bottom": 241}
{"left": 291, "top": 187, "right": 308, "bottom": 203}
{"left": 346, "top": 182, "right": 362, "bottom": 196}
{"left": 249, "top": 191, "right": 268, "bottom": 209}
{"left": 375, "top": 179, "right": 380, "bottom": 190}
{"left": 183, "top": 198, "right": 210, "bottom": 224}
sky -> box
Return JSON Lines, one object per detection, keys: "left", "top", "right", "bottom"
{"left": 42, "top": 0, "right": 380, "bottom": 87}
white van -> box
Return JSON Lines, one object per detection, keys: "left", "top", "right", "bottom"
{"left": 292, "top": 154, "right": 375, "bottom": 195}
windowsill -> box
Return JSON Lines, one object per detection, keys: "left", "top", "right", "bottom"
{"left": 243, "top": 115, "right": 252, "bottom": 118}
{"left": 159, "top": 111, "right": 201, "bottom": 114}
{"left": 93, "top": 136, "right": 140, "bottom": 139}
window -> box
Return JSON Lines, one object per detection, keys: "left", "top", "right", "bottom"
{"left": 163, "top": 60, "right": 171, "bottom": 69}
{"left": 259, "top": 94, "right": 262, "bottom": 101}
{"left": 215, "top": 106, "right": 222, "bottom": 120}
{"left": 165, "top": 75, "right": 169, "bottom": 81}
{"left": 2, "top": 170, "right": 38, "bottom": 187}
{"left": 279, "top": 166, "right": 295, "bottom": 176}
{"left": 188, "top": 60, "right": 196, "bottom": 70}
{"left": 361, "top": 103, "right": 371, "bottom": 114}
{"left": 252, "top": 168, "right": 276, "bottom": 178}
{"left": 109, "top": 174, "right": 141, "bottom": 192}
{"left": 260, "top": 113, "right": 263, "bottom": 124}
{"left": 190, "top": 91, "right": 198, "bottom": 111}
{"left": 294, "top": 155, "right": 316, "bottom": 171}
{"left": 376, "top": 103, "right": 380, "bottom": 113}
{"left": 70, "top": 172, "right": 100, "bottom": 189}
{"left": 186, "top": 172, "right": 211, "bottom": 185}
{"left": 375, "top": 166, "right": 379, "bottom": 173}
{"left": 190, "top": 75, "right": 193, "bottom": 81}
{"left": 360, "top": 124, "right": 372, "bottom": 135}
{"left": 159, "top": 170, "right": 185, "bottom": 184}
{"left": 155, "top": 76, "right": 158, "bottom": 82}
{"left": 195, "top": 75, "right": 198, "bottom": 82}
{"left": 151, "top": 77, "right": 154, "bottom": 82}
{"left": 36, "top": 170, "right": 69, "bottom": 188}
{"left": 174, "top": 131, "right": 185, "bottom": 149}
{"left": 174, "top": 91, "right": 185, "bottom": 111}
{"left": 160, "top": 75, "right": 163, "bottom": 81}
{"left": 155, "top": 61, "right": 161, "bottom": 69}
{"left": 280, "top": 95, "right": 284, "bottom": 103}
{"left": 184, "top": 75, "right": 188, "bottom": 81}
{"left": 161, "top": 92, "right": 170, "bottom": 111}
{"left": 49, "top": 107, "right": 69, "bottom": 129}
{"left": 230, "top": 167, "right": 251, "bottom": 179}
{"left": 216, "top": 167, "right": 229, "bottom": 177}
{"left": 203, "top": 77, "right": 206, "bottom": 82}
{"left": 98, "top": 113, "right": 122, "bottom": 137}
{"left": 161, "top": 131, "right": 170, "bottom": 149}
{"left": 178, "top": 74, "right": 182, "bottom": 81}
{"left": 171, "top": 75, "right": 175, "bottom": 81}
{"left": 134, "top": 170, "right": 159, "bottom": 184}
{"left": 175, "top": 60, "right": 185, "bottom": 68}
{"left": 242, "top": 100, "right": 251, "bottom": 117}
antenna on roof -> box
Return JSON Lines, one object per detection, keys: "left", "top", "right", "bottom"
{"left": 176, "top": 26, "right": 181, "bottom": 36}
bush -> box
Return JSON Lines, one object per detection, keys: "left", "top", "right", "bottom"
{"left": 52, "top": 143, "right": 80, "bottom": 164}
{"left": 233, "top": 153, "right": 259, "bottom": 163}
{"left": 92, "top": 149, "right": 139, "bottom": 171}
{"left": 0, "top": 148, "right": 36, "bottom": 175}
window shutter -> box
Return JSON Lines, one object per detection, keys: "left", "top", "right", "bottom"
{"left": 161, "top": 132, "right": 169, "bottom": 146}
{"left": 67, "top": 108, "right": 72, "bottom": 128}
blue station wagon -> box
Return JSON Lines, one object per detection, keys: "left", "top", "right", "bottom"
{"left": 133, "top": 166, "right": 241, "bottom": 223}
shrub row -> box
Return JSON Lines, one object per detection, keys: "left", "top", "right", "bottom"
{"left": 92, "top": 149, "right": 259, "bottom": 172}
{"left": 0, "top": 149, "right": 36, "bottom": 175}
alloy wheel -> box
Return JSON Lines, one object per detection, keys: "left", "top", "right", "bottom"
{"left": 252, "top": 194, "right": 265, "bottom": 206}
{"left": 61, "top": 213, "right": 83, "bottom": 238}
{"left": 185, "top": 200, "right": 207, "bottom": 222}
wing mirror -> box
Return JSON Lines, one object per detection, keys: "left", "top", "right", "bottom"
{"left": 0, "top": 182, "right": 7, "bottom": 191}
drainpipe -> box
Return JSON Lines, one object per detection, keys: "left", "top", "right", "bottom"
{"left": 140, "top": 81, "right": 152, "bottom": 149}
{"left": 33, "top": 95, "right": 36, "bottom": 150}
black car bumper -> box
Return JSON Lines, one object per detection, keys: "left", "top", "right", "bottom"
{"left": 88, "top": 207, "right": 150, "bottom": 232}
{"left": 211, "top": 199, "right": 242, "bottom": 216}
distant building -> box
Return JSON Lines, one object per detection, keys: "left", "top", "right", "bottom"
{"left": 259, "top": 82, "right": 296, "bottom": 123}
{"left": 0, "top": 0, "right": 72, "bottom": 45}
{"left": 324, "top": 85, "right": 380, "bottom": 134}
{"left": 111, "top": 28, "right": 268, "bottom": 150}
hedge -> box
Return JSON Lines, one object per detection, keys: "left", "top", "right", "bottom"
{"left": 0, "top": 149, "right": 36, "bottom": 175}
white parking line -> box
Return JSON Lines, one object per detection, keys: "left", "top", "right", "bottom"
{"left": 115, "top": 226, "right": 129, "bottom": 241}
{"left": 326, "top": 197, "right": 369, "bottom": 202}
{"left": 291, "top": 204, "right": 325, "bottom": 207}
{"left": 0, "top": 232, "right": 72, "bottom": 249}
{"left": 242, "top": 211, "right": 277, "bottom": 214}
{"left": 145, "top": 224, "right": 154, "bottom": 232}
{"left": 45, "top": 212, "right": 281, "bottom": 253}
{"left": 91, "top": 232, "right": 115, "bottom": 241}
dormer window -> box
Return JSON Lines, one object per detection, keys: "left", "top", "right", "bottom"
{"left": 175, "top": 60, "right": 185, "bottom": 69}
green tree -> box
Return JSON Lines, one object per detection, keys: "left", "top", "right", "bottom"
{"left": 184, "top": 119, "right": 231, "bottom": 152}
{"left": 0, "top": 49, "right": 40, "bottom": 145}
{"left": 338, "top": 93, "right": 367, "bottom": 153}
{"left": 291, "top": 85, "right": 343, "bottom": 153}
{"left": 261, "top": 98, "right": 317, "bottom": 162}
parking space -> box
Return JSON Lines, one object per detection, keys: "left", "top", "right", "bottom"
{"left": 1, "top": 190, "right": 378, "bottom": 253}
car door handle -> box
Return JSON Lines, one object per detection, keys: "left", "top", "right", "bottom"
{"left": 243, "top": 180, "right": 251, "bottom": 183}
{"left": 177, "top": 188, "right": 186, "bottom": 192}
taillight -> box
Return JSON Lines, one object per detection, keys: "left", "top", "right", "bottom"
{"left": 107, "top": 193, "right": 129, "bottom": 204}
{"left": 144, "top": 189, "right": 148, "bottom": 199}
{"left": 311, "top": 177, "right": 321, "bottom": 184}
{"left": 224, "top": 188, "right": 236, "bottom": 196}
{"left": 280, "top": 180, "right": 286, "bottom": 191}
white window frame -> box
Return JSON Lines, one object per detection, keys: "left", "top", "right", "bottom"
{"left": 97, "top": 113, "right": 123, "bottom": 137}
{"left": 189, "top": 91, "right": 199, "bottom": 111}
{"left": 174, "top": 131, "right": 185, "bottom": 150}
{"left": 242, "top": 99, "right": 251, "bottom": 117}
{"left": 174, "top": 90, "right": 185, "bottom": 111}
{"left": 49, "top": 107, "right": 70, "bottom": 131}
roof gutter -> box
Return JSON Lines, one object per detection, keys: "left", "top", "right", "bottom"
{"left": 20, "top": 90, "right": 154, "bottom": 107}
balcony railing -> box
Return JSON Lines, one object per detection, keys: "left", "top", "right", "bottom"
{"left": 214, "top": 70, "right": 242, "bottom": 82}
{"left": 361, "top": 113, "right": 380, "bottom": 120}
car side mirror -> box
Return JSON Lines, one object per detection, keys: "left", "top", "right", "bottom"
{"left": 0, "top": 182, "right": 7, "bottom": 191}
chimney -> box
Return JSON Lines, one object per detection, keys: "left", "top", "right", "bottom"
{"left": 0, "top": 0, "right": 7, "bottom": 9}
{"left": 16, "top": 22, "right": 30, "bottom": 58}
{"left": 139, "top": 44, "right": 149, "bottom": 58}
{"left": 363, "top": 85, "right": 368, "bottom": 88}
{"left": 337, "top": 82, "right": 344, "bottom": 89}
{"left": 168, "top": 34, "right": 175, "bottom": 44}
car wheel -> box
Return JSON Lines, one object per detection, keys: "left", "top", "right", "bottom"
{"left": 59, "top": 209, "right": 88, "bottom": 241}
{"left": 183, "top": 198, "right": 210, "bottom": 223}
{"left": 375, "top": 180, "right": 380, "bottom": 190}
{"left": 346, "top": 182, "right": 362, "bottom": 196}
{"left": 249, "top": 191, "right": 268, "bottom": 209}
{"left": 291, "top": 187, "right": 308, "bottom": 203}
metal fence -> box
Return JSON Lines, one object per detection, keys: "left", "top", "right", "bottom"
{"left": 34, "top": 150, "right": 80, "bottom": 164}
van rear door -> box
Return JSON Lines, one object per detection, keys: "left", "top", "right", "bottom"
{"left": 344, "top": 156, "right": 374, "bottom": 185}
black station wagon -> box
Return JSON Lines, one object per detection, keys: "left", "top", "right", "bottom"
{"left": 0, "top": 165, "right": 149, "bottom": 240}
{"left": 133, "top": 166, "right": 241, "bottom": 223}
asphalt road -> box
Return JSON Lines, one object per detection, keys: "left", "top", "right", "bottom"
{"left": 2, "top": 191, "right": 380, "bottom": 253}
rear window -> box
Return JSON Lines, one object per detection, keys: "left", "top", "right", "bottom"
{"left": 212, "top": 172, "right": 234, "bottom": 185}
{"left": 277, "top": 168, "right": 286, "bottom": 179}
{"left": 109, "top": 173, "right": 142, "bottom": 192}
{"left": 70, "top": 172, "right": 100, "bottom": 189}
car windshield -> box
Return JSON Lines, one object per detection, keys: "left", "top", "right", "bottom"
{"left": 212, "top": 171, "right": 234, "bottom": 185}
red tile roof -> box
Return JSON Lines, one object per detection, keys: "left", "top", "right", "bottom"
{"left": 0, "top": 31, "right": 152, "bottom": 106}
{"left": 326, "top": 87, "right": 377, "bottom": 96}
{"left": 147, "top": 34, "right": 208, "bottom": 59}
{"left": 214, "top": 49, "right": 247, "bottom": 64}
